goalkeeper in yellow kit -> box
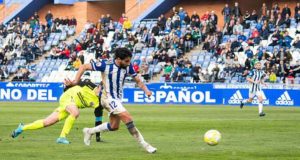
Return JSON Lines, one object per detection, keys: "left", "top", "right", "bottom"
{"left": 11, "top": 81, "right": 102, "bottom": 144}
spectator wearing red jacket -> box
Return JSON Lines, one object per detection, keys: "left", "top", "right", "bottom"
{"left": 133, "top": 62, "right": 139, "bottom": 73}
{"left": 118, "top": 13, "right": 126, "bottom": 25}
{"left": 60, "top": 47, "right": 70, "bottom": 59}
{"left": 201, "top": 11, "right": 210, "bottom": 21}
{"left": 75, "top": 43, "right": 82, "bottom": 52}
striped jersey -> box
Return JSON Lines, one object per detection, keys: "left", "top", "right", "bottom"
{"left": 91, "top": 59, "right": 137, "bottom": 100}
{"left": 247, "top": 69, "right": 266, "bottom": 92}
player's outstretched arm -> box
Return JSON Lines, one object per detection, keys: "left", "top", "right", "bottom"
{"left": 65, "top": 64, "right": 93, "bottom": 86}
{"left": 133, "top": 76, "right": 152, "bottom": 97}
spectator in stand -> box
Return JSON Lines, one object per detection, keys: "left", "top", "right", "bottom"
{"left": 250, "top": 10, "right": 258, "bottom": 22}
{"left": 60, "top": 46, "right": 70, "bottom": 59}
{"left": 171, "top": 63, "right": 183, "bottom": 82}
{"left": 72, "top": 57, "right": 82, "bottom": 70}
{"left": 151, "top": 23, "right": 160, "bottom": 36}
{"left": 232, "top": 2, "right": 242, "bottom": 19}
{"left": 157, "top": 17, "right": 165, "bottom": 31}
{"left": 269, "top": 70, "right": 277, "bottom": 83}
{"left": 123, "top": 17, "right": 132, "bottom": 31}
{"left": 295, "top": 3, "right": 300, "bottom": 14}
{"left": 270, "top": 29, "right": 281, "bottom": 46}
{"left": 272, "top": 3, "right": 280, "bottom": 18}
{"left": 233, "top": 21, "right": 243, "bottom": 35}
{"left": 281, "top": 4, "right": 291, "bottom": 18}
{"left": 275, "top": 14, "right": 284, "bottom": 27}
{"left": 163, "top": 62, "right": 173, "bottom": 81}
{"left": 191, "top": 63, "right": 201, "bottom": 82}
{"left": 261, "top": 25, "right": 269, "bottom": 40}
{"left": 133, "top": 40, "right": 145, "bottom": 53}
{"left": 112, "top": 29, "right": 123, "bottom": 42}
{"left": 165, "top": 17, "right": 172, "bottom": 32}
{"left": 33, "top": 12, "right": 39, "bottom": 21}
{"left": 148, "top": 34, "right": 157, "bottom": 48}
{"left": 45, "top": 10, "right": 53, "bottom": 28}
{"left": 293, "top": 37, "right": 300, "bottom": 49}
{"left": 295, "top": 10, "right": 300, "bottom": 23}
{"left": 201, "top": 11, "right": 210, "bottom": 22}
{"left": 283, "top": 14, "right": 291, "bottom": 28}
{"left": 118, "top": 13, "right": 126, "bottom": 25}
{"left": 133, "top": 62, "right": 139, "bottom": 73}
{"left": 191, "top": 11, "right": 200, "bottom": 21}
{"left": 77, "top": 51, "right": 84, "bottom": 64}
{"left": 92, "top": 43, "right": 101, "bottom": 59}
{"left": 183, "top": 12, "right": 191, "bottom": 25}
{"left": 282, "top": 31, "right": 293, "bottom": 48}
{"left": 261, "top": 3, "right": 268, "bottom": 17}
{"left": 210, "top": 64, "right": 219, "bottom": 82}
{"left": 222, "top": 4, "right": 231, "bottom": 24}
{"left": 178, "top": 7, "right": 186, "bottom": 23}
{"left": 277, "top": 60, "right": 288, "bottom": 83}
{"left": 210, "top": 11, "right": 218, "bottom": 25}
{"left": 69, "top": 16, "right": 77, "bottom": 28}
{"left": 167, "top": 45, "right": 177, "bottom": 61}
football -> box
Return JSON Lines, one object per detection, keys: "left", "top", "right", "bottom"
{"left": 204, "top": 130, "right": 221, "bottom": 146}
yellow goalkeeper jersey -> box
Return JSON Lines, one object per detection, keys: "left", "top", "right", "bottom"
{"left": 61, "top": 86, "right": 99, "bottom": 109}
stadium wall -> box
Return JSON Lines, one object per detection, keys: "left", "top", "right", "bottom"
{"left": 125, "top": 0, "right": 157, "bottom": 22}
{"left": 0, "top": 82, "right": 298, "bottom": 107}
{"left": 7, "top": 0, "right": 51, "bottom": 23}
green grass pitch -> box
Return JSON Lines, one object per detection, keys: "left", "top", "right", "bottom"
{"left": 0, "top": 102, "right": 300, "bottom": 160}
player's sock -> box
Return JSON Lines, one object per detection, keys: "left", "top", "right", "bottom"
{"left": 89, "top": 122, "right": 113, "bottom": 134}
{"left": 95, "top": 116, "right": 102, "bottom": 141}
{"left": 126, "top": 121, "right": 156, "bottom": 153}
{"left": 22, "top": 120, "right": 44, "bottom": 131}
{"left": 126, "top": 121, "right": 146, "bottom": 144}
{"left": 60, "top": 115, "right": 76, "bottom": 138}
{"left": 258, "top": 102, "right": 263, "bottom": 114}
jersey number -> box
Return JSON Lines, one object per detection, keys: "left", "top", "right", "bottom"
{"left": 109, "top": 101, "right": 117, "bottom": 110}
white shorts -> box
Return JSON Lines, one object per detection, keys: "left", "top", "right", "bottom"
{"left": 249, "top": 90, "right": 263, "bottom": 99}
{"left": 101, "top": 97, "right": 127, "bottom": 115}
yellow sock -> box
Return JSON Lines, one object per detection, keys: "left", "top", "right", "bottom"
{"left": 60, "top": 115, "right": 76, "bottom": 138}
{"left": 23, "top": 120, "right": 44, "bottom": 131}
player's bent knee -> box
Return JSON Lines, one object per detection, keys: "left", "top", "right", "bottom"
{"left": 126, "top": 121, "right": 135, "bottom": 130}
{"left": 108, "top": 123, "right": 119, "bottom": 131}
{"left": 72, "top": 112, "right": 80, "bottom": 118}
{"left": 44, "top": 118, "right": 58, "bottom": 127}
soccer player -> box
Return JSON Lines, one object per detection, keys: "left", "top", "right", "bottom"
{"left": 240, "top": 61, "right": 266, "bottom": 117}
{"left": 64, "top": 77, "right": 104, "bottom": 142}
{"left": 65, "top": 47, "right": 157, "bottom": 153}
{"left": 11, "top": 83, "right": 102, "bottom": 144}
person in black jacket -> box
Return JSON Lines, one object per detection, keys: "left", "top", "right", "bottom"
{"left": 295, "top": 10, "right": 300, "bottom": 23}
{"left": 295, "top": 3, "right": 300, "bottom": 15}
{"left": 281, "top": 4, "right": 291, "bottom": 17}
{"left": 232, "top": 2, "right": 242, "bottom": 19}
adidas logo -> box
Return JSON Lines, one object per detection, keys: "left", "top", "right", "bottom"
{"left": 252, "top": 91, "right": 269, "bottom": 105}
{"left": 228, "top": 90, "right": 243, "bottom": 104}
{"left": 276, "top": 91, "right": 294, "bottom": 106}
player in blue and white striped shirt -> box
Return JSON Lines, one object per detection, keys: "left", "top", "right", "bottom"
{"left": 65, "top": 48, "right": 156, "bottom": 153}
{"left": 240, "top": 61, "right": 267, "bottom": 117}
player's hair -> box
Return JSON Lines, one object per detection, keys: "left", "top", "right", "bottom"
{"left": 114, "top": 47, "right": 132, "bottom": 60}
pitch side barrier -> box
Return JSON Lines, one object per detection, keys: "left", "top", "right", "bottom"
{"left": 0, "top": 82, "right": 299, "bottom": 106}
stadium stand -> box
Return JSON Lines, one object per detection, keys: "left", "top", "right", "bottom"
{"left": 0, "top": 9, "right": 76, "bottom": 81}
{"left": 2, "top": 1, "right": 300, "bottom": 86}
